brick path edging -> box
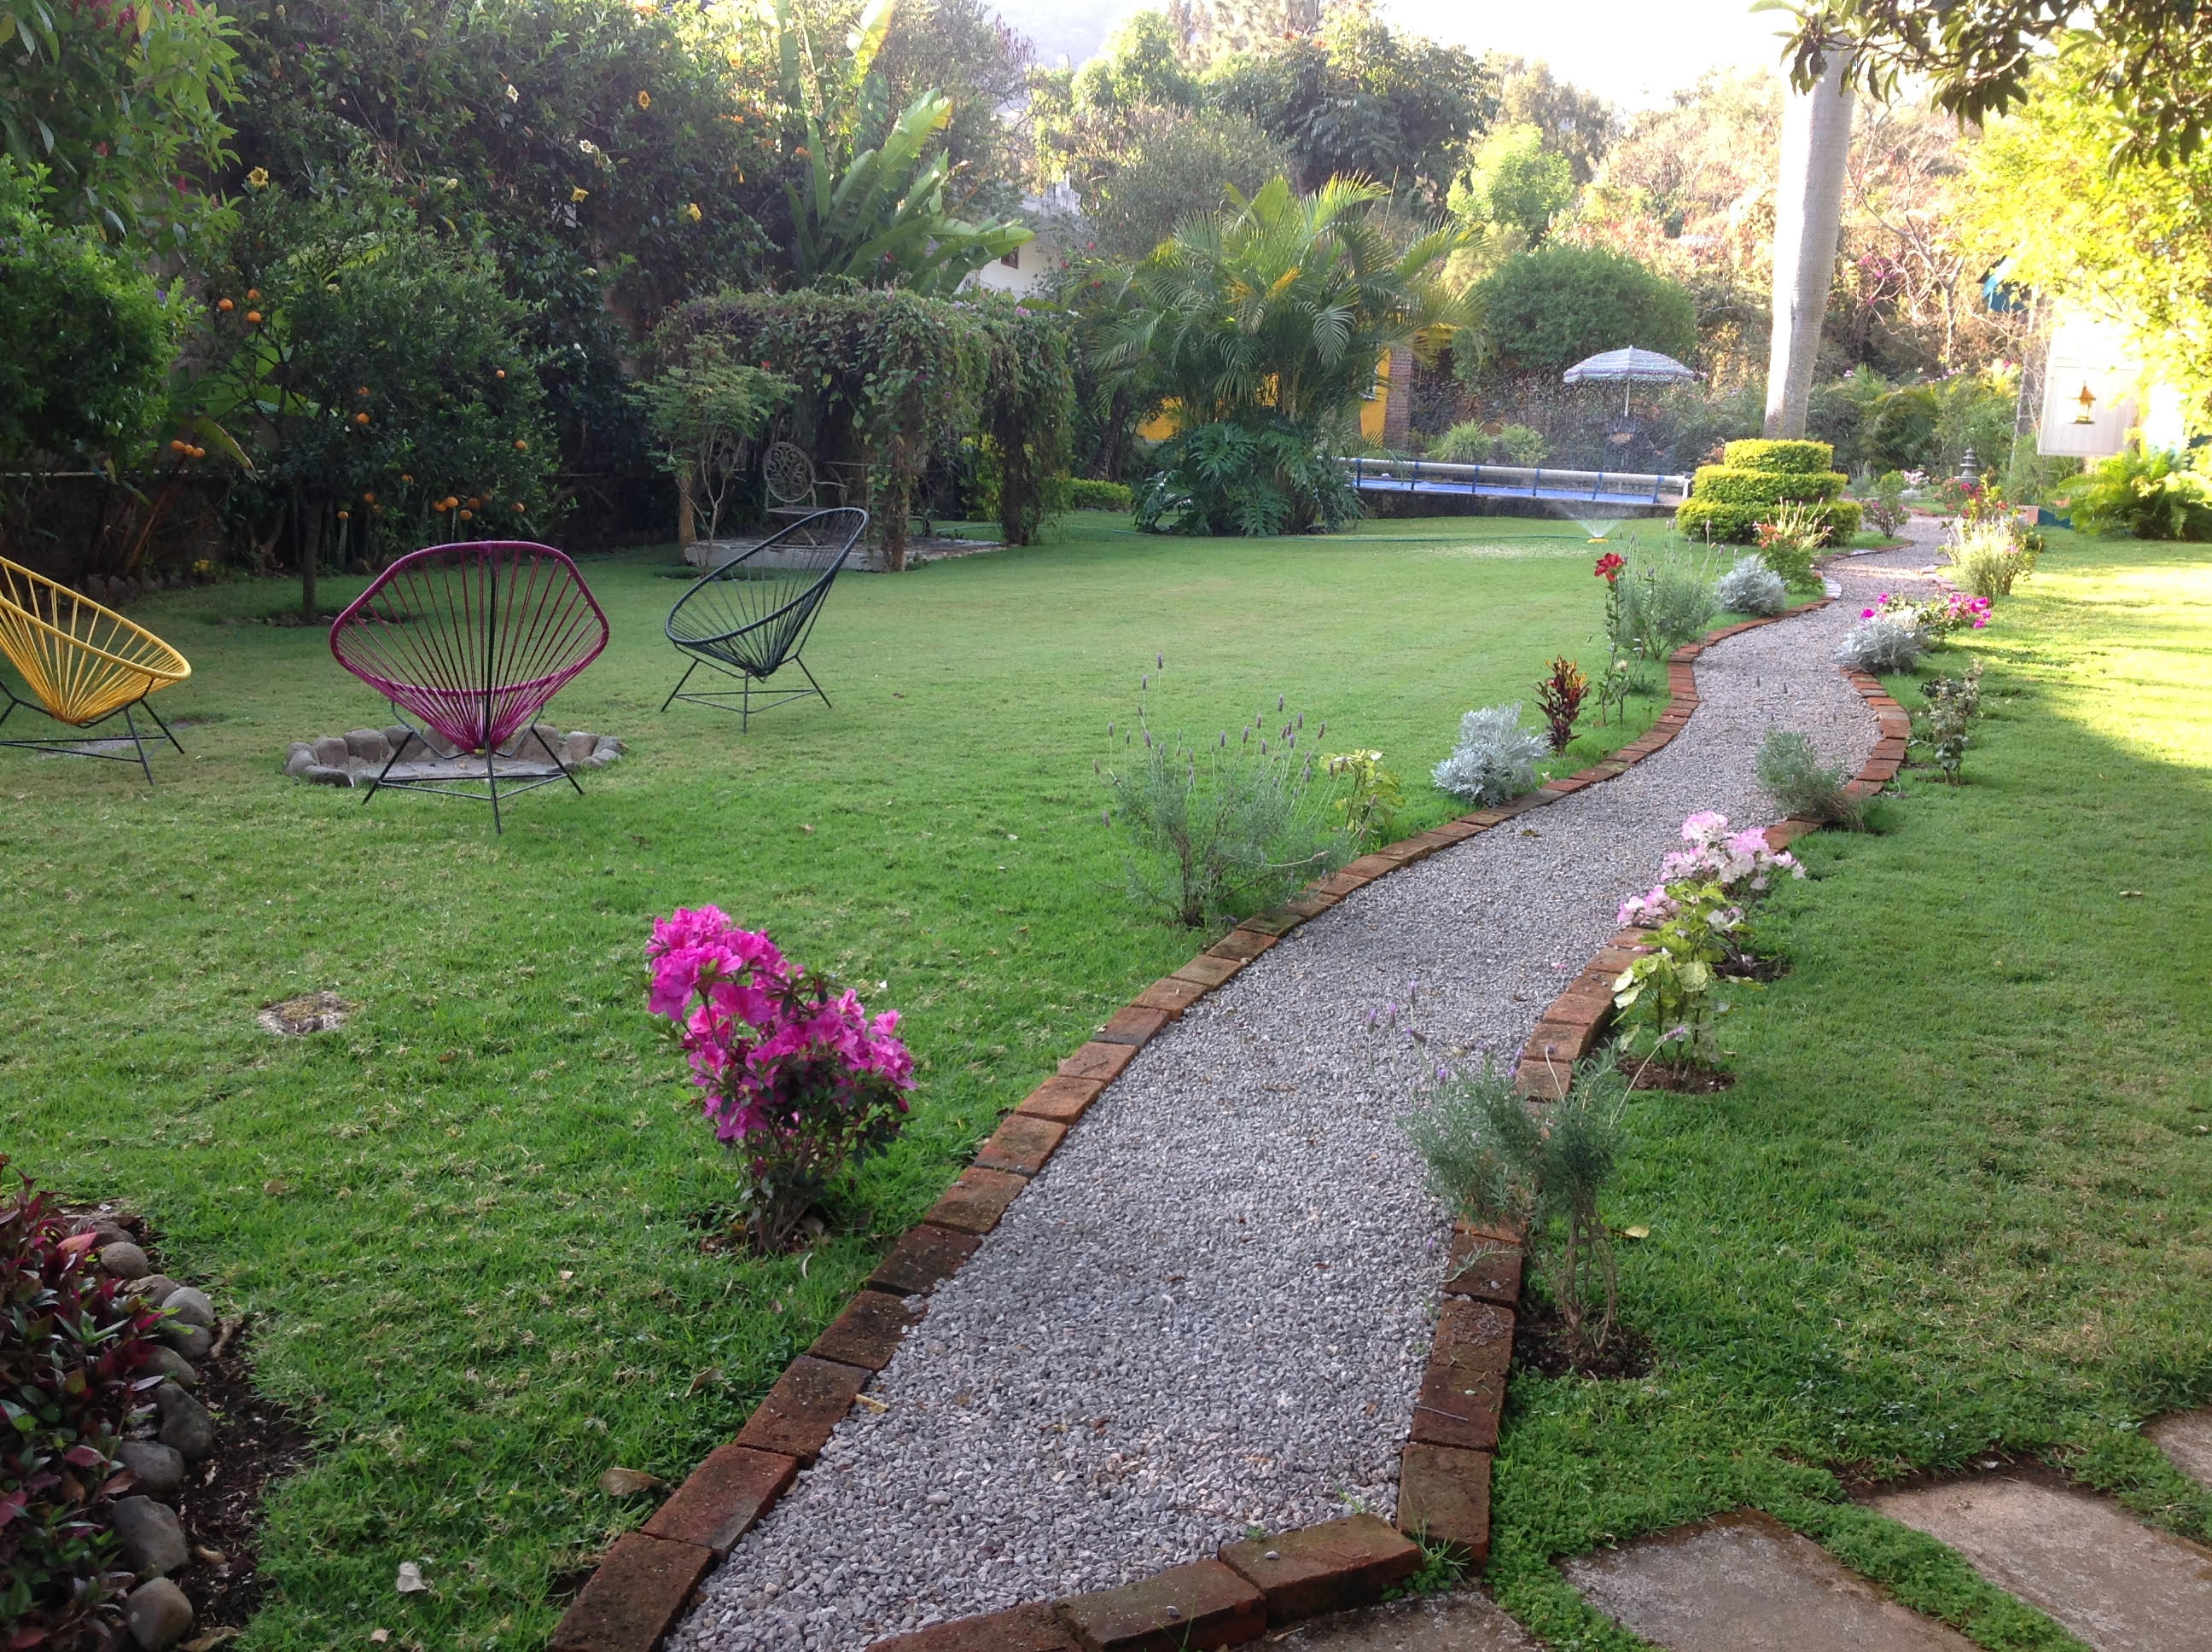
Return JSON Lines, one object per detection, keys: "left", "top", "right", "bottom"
{"left": 550, "top": 596, "right": 1840, "bottom": 1652}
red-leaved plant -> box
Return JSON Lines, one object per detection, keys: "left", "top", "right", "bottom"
{"left": 1533, "top": 655, "right": 1589, "bottom": 754}
{"left": 647, "top": 908, "right": 916, "bottom": 1250}
{"left": 1, "top": 1162, "right": 161, "bottom": 1646}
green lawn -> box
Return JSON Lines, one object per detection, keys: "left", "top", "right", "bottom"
{"left": 1489, "top": 529, "right": 2212, "bottom": 1650}
{"left": 1, "top": 509, "right": 1667, "bottom": 1649}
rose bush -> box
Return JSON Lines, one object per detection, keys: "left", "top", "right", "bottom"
{"left": 647, "top": 907, "right": 913, "bottom": 1250}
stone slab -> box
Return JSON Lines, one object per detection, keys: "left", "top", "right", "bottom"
{"left": 864, "top": 1224, "right": 981, "bottom": 1296}
{"left": 1869, "top": 1474, "right": 2212, "bottom": 1651}
{"left": 809, "top": 1288, "right": 927, "bottom": 1371}
{"left": 867, "top": 1603, "right": 1082, "bottom": 1650}
{"left": 1561, "top": 1510, "right": 1976, "bottom": 1652}
{"left": 641, "top": 1444, "right": 796, "bottom": 1556}
{"left": 1219, "top": 1513, "right": 1422, "bottom": 1624}
{"left": 1060, "top": 1557, "right": 1267, "bottom": 1650}
{"left": 1264, "top": 1591, "right": 1540, "bottom": 1650}
{"left": 550, "top": 1531, "right": 713, "bottom": 1651}
{"left": 2152, "top": 1409, "right": 2212, "bottom": 1491}
{"left": 733, "top": 1355, "right": 869, "bottom": 1462}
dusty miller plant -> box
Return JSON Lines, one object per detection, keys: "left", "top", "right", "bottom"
{"left": 1406, "top": 1056, "right": 1628, "bottom": 1354}
{"left": 1100, "top": 664, "right": 1345, "bottom": 927}
{"left": 1714, "top": 553, "right": 1790, "bottom": 617}
{"left": 1432, "top": 705, "right": 1546, "bottom": 803}
{"left": 1833, "top": 615, "right": 1926, "bottom": 673}
{"left": 1756, "top": 728, "right": 1865, "bottom": 829}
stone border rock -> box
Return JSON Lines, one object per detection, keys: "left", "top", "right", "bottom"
{"left": 549, "top": 597, "right": 1840, "bottom": 1652}
{"left": 283, "top": 724, "right": 625, "bottom": 787}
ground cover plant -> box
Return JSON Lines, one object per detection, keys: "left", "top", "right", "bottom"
{"left": 0, "top": 509, "right": 1700, "bottom": 1649}
{"left": 1488, "top": 528, "right": 2212, "bottom": 1648}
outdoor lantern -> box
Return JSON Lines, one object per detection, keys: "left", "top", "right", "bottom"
{"left": 2073, "top": 381, "right": 2098, "bottom": 424}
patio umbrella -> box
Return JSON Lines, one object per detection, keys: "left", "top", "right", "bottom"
{"left": 1563, "top": 347, "right": 1703, "bottom": 414}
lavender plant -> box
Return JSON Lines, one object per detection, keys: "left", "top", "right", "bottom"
{"left": 1755, "top": 727, "right": 1866, "bottom": 829}
{"left": 1100, "top": 664, "right": 1345, "bottom": 927}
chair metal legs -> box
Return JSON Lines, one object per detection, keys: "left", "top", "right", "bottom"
{"left": 0, "top": 682, "right": 183, "bottom": 782}
{"left": 661, "top": 649, "right": 831, "bottom": 730}
{"left": 358, "top": 710, "right": 584, "bottom": 834}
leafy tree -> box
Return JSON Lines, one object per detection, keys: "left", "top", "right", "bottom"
{"left": 864, "top": 0, "right": 1039, "bottom": 222}
{"left": 1466, "top": 242, "right": 1696, "bottom": 375}
{"left": 1492, "top": 55, "right": 1615, "bottom": 185}
{"left": 635, "top": 348, "right": 795, "bottom": 543}
{"left": 0, "top": 160, "right": 177, "bottom": 462}
{"left": 1203, "top": 3, "right": 1496, "bottom": 206}
{"left": 1067, "top": 9, "right": 1204, "bottom": 119}
{"left": 1778, "top": 0, "right": 2212, "bottom": 162}
{"left": 1103, "top": 177, "right": 1472, "bottom": 437}
{"left": 1074, "top": 110, "right": 1295, "bottom": 260}
{"left": 1452, "top": 122, "right": 1575, "bottom": 244}
{"left": 0, "top": 0, "right": 237, "bottom": 250}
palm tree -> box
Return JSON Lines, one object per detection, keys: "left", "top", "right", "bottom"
{"left": 1100, "top": 177, "right": 1474, "bottom": 443}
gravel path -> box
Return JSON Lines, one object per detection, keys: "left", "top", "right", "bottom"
{"left": 673, "top": 561, "right": 1897, "bottom": 1651}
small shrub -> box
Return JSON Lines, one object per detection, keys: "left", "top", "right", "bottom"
{"left": 1919, "top": 657, "right": 1984, "bottom": 784}
{"left": 1068, "top": 478, "right": 1133, "bottom": 511}
{"left": 1714, "top": 553, "right": 1789, "bottom": 616}
{"left": 1406, "top": 1056, "right": 1628, "bottom": 1353}
{"left": 1134, "top": 417, "right": 1359, "bottom": 537}
{"left": 1753, "top": 500, "right": 1831, "bottom": 587}
{"left": 647, "top": 910, "right": 916, "bottom": 1250}
{"left": 1532, "top": 656, "right": 1587, "bottom": 753}
{"left": 0, "top": 1162, "right": 161, "bottom": 1647}
{"left": 1863, "top": 469, "right": 1911, "bottom": 536}
{"left": 1612, "top": 882, "right": 1734, "bottom": 1067}
{"left": 1609, "top": 550, "right": 1718, "bottom": 660}
{"left": 1434, "top": 420, "right": 1547, "bottom": 466}
{"left": 1834, "top": 615, "right": 1926, "bottom": 673}
{"left": 1756, "top": 727, "right": 1865, "bottom": 828}
{"left": 1322, "top": 749, "right": 1406, "bottom": 847}
{"left": 1862, "top": 588, "right": 1990, "bottom": 643}
{"left": 2058, "top": 446, "right": 2212, "bottom": 540}
{"left": 1432, "top": 705, "right": 1546, "bottom": 804}
{"left": 1947, "top": 520, "right": 2042, "bottom": 598}
{"left": 1101, "top": 670, "right": 1345, "bottom": 925}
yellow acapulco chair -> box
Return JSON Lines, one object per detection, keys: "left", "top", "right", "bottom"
{"left": 0, "top": 556, "right": 190, "bottom": 782}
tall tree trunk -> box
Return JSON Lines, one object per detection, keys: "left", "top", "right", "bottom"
{"left": 1764, "top": 49, "right": 1855, "bottom": 439}
{"left": 677, "top": 462, "right": 696, "bottom": 550}
{"left": 297, "top": 490, "right": 317, "bottom": 623}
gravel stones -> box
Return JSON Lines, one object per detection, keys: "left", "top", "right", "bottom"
{"left": 110, "top": 1497, "right": 189, "bottom": 1577}
{"left": 124, "top": 1578, "right": 194, "bottom": 1652}
{"left": 155, "top": 1383, "right": 214, "bottom": 1460}
{"left": 118, "top": 1441, "right": 186, "bottom": 1499}
{"left": 671, "top": 590, "right": 1883, "bottom": 1650}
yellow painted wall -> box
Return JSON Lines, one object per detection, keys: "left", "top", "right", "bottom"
{"left": 1138, "top": 379, "right": 1392, "bottom": 443}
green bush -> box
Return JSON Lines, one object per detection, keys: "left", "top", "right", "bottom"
{"left": 1068, "top": 478, "right": 1134, "bottom": 511}
{"left": 2059, "top": 447, "right": 2212, "bottom": 540}
{"left": 0, "top": 163, "right": 178, "bottom": 463}
{"left": 1865, "top": 386, "right": 1941, "bottom": 473}
{"left": 1434, "top": 420, "right": 1546, "bottom": 465}
{"left": 1462, "top": 243, "right": 1696, "bottom": 377}
{"left": 1134, "top": 417, "right": 1359, "bottom": 537}
{"left": 1676, "top": 497, "right": 1861, "bottom": 545}
{"left": 1687, "top": 465, "right": 1848, "bottom": 508}
{"left": 1720, "top": 438, "right": 1835, "bottom": 473}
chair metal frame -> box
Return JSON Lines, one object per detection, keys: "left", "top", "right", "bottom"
{"left": 662, "top": 508, "right": 864, "bottom": 730}
{"left": 329, "top": 540, "right": 609, "bottom": 833}
{"left": 0, "top": 556, "right": 190, "bottom": 782}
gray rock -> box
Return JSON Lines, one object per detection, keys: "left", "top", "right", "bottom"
{"left": 143, "top": 1346, "right": 196, "bottom": 1387}
{"left": 131, "top": 1275, "right": 179, "bottom": 1308}
{"left": 110, "top": 1496, "right": 189, "bottom": 1577}
{"left": 344, "top": 727, "right": 389, "bottom": 764}
{"left": 118, "top": 1441, "right": 185, "bottom": 1499}
{"left": 596, "top": 736, "right": 626, "bottom": 758}
{"left": 285, "top": 743, "right": 316, "bottom": 777}
{"left": 311, "top": 735, "right": 349, "bottom": 768}
{"left": 562, "top": 730, "right": 597, "bottom": 766}
{"left": 155, "top": 1382, "right": 214, "bottom": 1459}
{"left": 162, "top": 1288, "right": 214, "bottom": 1330}
{"left": 303, "top": 764, "right": 354, "bottom": 788}
{"left": 161, "top": 1321, "right": 212, "bottom": 1362}
{"left": 99, "top": 1242, "right": 151, "bottom": 1280}
{"left": 124, "top": 1578, "right": 194, "bottom": 1652}
{"left": 382, "top": 724, "right": 412, "bottom": 753}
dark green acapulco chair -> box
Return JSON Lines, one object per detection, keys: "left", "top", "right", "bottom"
{"left": 661, "top": 507, "right": 867, "bottom": 729}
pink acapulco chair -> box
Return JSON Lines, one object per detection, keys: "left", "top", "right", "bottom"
{"left": 329, "top": 542, "right": 609, "bottom": 832}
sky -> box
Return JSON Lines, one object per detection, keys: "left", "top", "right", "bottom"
{"left": 998, "top": 0, "right": 1796, "bottom": 109}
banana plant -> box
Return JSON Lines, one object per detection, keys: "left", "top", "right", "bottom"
{"left": 770, "top": 0, "right": 1029, "bottom": 294}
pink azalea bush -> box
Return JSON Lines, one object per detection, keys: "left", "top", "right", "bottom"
{"left": 1616, "top": 811, "right": 1804, "bottom": 928}
{"left": 1861, "top": 589, "right": 1991, "bottom": 641}
{"left": 648, "top": 906, "right": 914, "bottom": 1248}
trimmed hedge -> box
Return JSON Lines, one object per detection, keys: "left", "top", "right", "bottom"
{"left": 1068, "top": 478, "right": 1133, "bottom": 511}
{"left": 1689, "top": 465, "right": 1848, "bottom": 508}
{"left": 1678, "top": 496, "right": 1862, "bottom": 544}
{"left": 1720, "top": 438, "right": 1835, "bottom": 473}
